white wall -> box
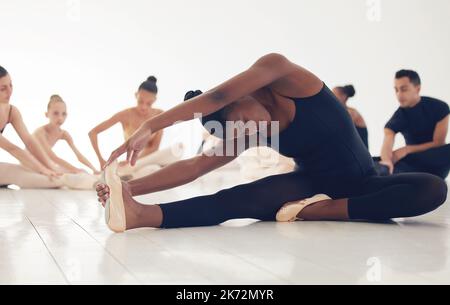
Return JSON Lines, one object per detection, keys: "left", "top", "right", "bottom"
{"left": 1, "top": 0, "right": 450, "bottom": 168}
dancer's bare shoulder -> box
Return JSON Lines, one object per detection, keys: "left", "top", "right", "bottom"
{"left": 32, "top": 126, "right": 45, "bottom": 137}
{"left": 348, "top": 107, "right": 366, "bottom": 127}
{"left": 8, "top": 105, "right": 21, "bottom": 123}
{"left": 258, "top": 54, "right": 323, "bottom": 98}
{"left": 151, "top": 108, "right": 164, "bottom": 116}
{"left": 113, "top": 108, "right": 134, "bottom": 123}
{"left": 61, "top": 130, "right": 72, "bottom": 141}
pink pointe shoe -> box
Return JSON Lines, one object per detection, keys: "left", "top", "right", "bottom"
{"left": 276, "top": 194, "right": 332, "bottom": 222}
{"left": 101, "top": 160, "right": 126, "bottom": 233}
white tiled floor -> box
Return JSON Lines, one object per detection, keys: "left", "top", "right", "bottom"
{"left": 1, "top": 169, "right": 449, "bottom": 285}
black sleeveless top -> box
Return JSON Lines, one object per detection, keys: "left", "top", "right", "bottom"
{"left": 267, "top": 84, "right": 375, "bottom": 179}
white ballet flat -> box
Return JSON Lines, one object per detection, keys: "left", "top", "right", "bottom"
{"left": 101, "top": 160, "right": 126, "bottom": 233}
{"left": 276, "top": 194, "right": 332, "bottom": 222}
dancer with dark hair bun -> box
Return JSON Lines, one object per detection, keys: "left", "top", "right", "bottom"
{"left": 88, "top": 76, "right": 184, "bottom": 181}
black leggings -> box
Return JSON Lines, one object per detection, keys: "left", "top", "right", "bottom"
{"left": 374, "top": 144, "right": 450, "bottom": 179}
{"left": 159, "top": 171, "right": 447, "bottom": 228}
{"left": 397, "top": 144, "right": 450, "bottom": 179}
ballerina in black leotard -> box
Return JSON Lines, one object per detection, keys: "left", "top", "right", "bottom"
{"left": 95, "top": 54, "right": 447, "bottom": 232}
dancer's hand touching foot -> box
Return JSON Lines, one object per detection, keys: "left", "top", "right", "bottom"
{"left": 105, "top": 127, "right": 152, "bottom": 168}
{"left": 39, "top": 166, "right": 62, "bottom": 178}
{"left": 96, "top": 181, "right": 132, "bottom": 207}
{"left": 118, "top": 160, "right": 130, "bottom": 167}
{"left": 96, "top": 180, "right": 162, "bottom": 231}
{"left": 96, "top": 183, "right": 110, "bottom": 207}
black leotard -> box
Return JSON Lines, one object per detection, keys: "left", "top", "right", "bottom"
{"left": 268, "top": 84, "right": 374, "bottom": 180}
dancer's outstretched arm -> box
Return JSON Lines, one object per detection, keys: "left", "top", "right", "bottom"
{"left": 0, "top": 134, "right": 56, "bottom": 177}
{"left": 380, "top": 128, "right": 396, "bottom": 174}
{"left": 89, "top": 111, "right": 124, "bottom": 168}
{"left": 63, "top": 131, "right": 100, "bottom": 174}
{"left": 105, "top": 53, "right": 318, "bottom": 167}
{"left": 8, "top": 107, "right": 61, "bottom": 176}
{"left": 126, "top": 136, "right": 254, "bottom": 196}
{"left": 33, "top": 129, "right": 82, "bottom": 174}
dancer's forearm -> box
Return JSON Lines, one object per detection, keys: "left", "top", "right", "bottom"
{"left": 88, "top": 131, "right": 106, "bottom": 166}
{"left": 128, "top": 158, "right": 201, "bottom": 196}
{"left": 25, "top": 138, "right": 58, "bottom": 171}
{"left": 9, "top": 146, "right": 49, "bottom": 174}
{"left": 78, "top": 155, "right": 98, "bottom": 173}
{"left": 140, "top": 91, "right": 225, "bottom": 135}
{"left": 54, "top": 157, "right": 80, "bottom": 173}
{"left": 73, "top": 148, "right": 99, "bottom": 172}
{"left": 381, "top": 129, "right": 395, "bottom": 162}
{"left": 88, "top": 113, "right": 123, "bottom": 167}
{"left": 407, "top": 142, "right": 442, "bottom": 155}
